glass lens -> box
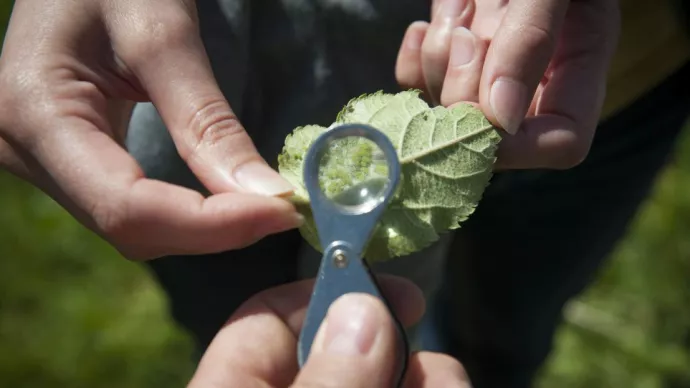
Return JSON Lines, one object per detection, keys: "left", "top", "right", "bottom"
{"left": 317, "top": 135, "right": 390, "bottom": 210}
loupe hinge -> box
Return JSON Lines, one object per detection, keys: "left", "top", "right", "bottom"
{"left": 323, "top": 241, "right": 360, "bottom": 270}
{"left": 332, "top": 250, "right": 348, "bottom": 268}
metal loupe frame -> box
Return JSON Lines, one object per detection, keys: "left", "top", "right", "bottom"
{"left": 297, "top": 123, "right": 409, "bottom": 387}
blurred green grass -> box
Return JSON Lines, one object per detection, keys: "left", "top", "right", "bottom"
{"left": 1, "top": 1, "right": 690, "bottom": 387}
{"left": 536, "top": 125, "right": 690, "bottom": 388}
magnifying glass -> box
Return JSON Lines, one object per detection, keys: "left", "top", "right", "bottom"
{"left": 296, "top": 123, "right": 409, "bottom": 387}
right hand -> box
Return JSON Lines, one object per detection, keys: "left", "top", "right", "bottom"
{"left": 0, "top": 0, "right": 303, "bottom": 260}
{"left": 189, "top": 276, "right": 471, "bottom": 388}
{"left": 395, "top": 0, "right": 620, "bottom": 170}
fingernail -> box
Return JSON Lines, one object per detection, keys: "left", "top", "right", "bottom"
{"left": 233, "top": 161, "right": 295, "bottom": 196}
{"left": 440, "top": 0, "right": 466, "bottom": 19}
{"left": 272, "top": 211, "right": 305, "bottom": 231}
{"left": 489, "top": 77, "right": 529, "bottom": 135}
{"left": 450, "top": 27, "right": 475, "bottom": 67}
{"left": 323, "top": 294, "right": 380, "bottom": 356}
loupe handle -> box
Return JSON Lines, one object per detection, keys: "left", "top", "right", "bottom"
{"left": 297, "top": 243, "right": 409, "bottom": 387}
{"left": 297, "top": 123, "right": 409, "bottom": 387}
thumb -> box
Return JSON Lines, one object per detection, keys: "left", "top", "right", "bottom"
{"left": 294, "top": 294, "right": 401, "bottom": 388}
{"left": 113, "top": 3, "right": 294, "bottom": 196}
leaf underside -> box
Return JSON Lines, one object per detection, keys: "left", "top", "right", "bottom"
{"left": 277, "top": 90, "right": 501, "bottom": 262}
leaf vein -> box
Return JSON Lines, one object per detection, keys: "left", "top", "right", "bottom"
{"left": 412, "top": 162, "right": 488, "bottom": 179}
{"left": 400, "top": 124, "right": 494, "bottom": 163}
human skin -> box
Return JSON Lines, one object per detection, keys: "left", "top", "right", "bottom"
{"left": 0, "top": 0, "right": 302, "bottom": 261}
{"left": 396, "top": 0, "right": 621, "bottom": 170}
{"left": 0, "top": 0, "right": 620, "bottom": 385}
{"left": 0, "top": 0, "right": 619, "bottom": 259}
{"left": 188, "top": 276, "right": 471, "bottom": 388}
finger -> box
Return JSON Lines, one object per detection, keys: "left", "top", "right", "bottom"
{"left": 396, "top": 21, "right": 430, "bottom": 91}
{"left": 188, "top": 276, "right": 425, "bottom": 388}
{"left": 421, "top": 0, "right": 474, "bottom": 104}
{"left": 0, "top": 0, "right": 302, "bottom": 260}
{"left": 478, "top": 0, "right": 570, "bottom": 134}
{"left": 439, "top": 27, "right": 488, "bottom": 106}
{"left": 294, "top": 294, "right": 400, "bottom": 387}
{"left": 109, "top": 1, "right": 294, "bottom": 197}
{"left": 7, "top": 68, "right": 302, "bottom": 258}
{"left": 402, "top": 352, "right": 471, "bottom": 388}
{"left": 431, "top": 0, "right": 443, "bottom": 17}
{"left": 495, "top": 0, "right": 620, "bottom": 170}
{"left": 33, "top": 114, "right": 302, "bottom": 259}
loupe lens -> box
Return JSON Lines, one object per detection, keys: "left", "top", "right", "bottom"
{"left": 317, "top": 136, "right": 390, "bottom": 210}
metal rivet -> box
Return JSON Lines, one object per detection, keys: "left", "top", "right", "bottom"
{"left": 333, "top": 250, "right": 348, "bottom": 268}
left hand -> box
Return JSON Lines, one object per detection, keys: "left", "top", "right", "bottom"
{"left": 187, "top": 276, "right": 470, "bottom": 387}
{"left": 395, "top": 0, "right": 620, "bottom": 170}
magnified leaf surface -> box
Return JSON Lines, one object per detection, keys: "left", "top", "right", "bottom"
{"left": 277, "top": 90, "right": 501, "bottom": 262}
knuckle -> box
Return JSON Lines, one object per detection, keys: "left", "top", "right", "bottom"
{"left": 550, "top": 134, "right": 592, "bottom": 169}
{"left": 120, "top": 11, "right": 198, "bottom": 62}
{"left": 185, "top": 100, "right": 244, "bottom": 157}
{"left": 506, "top": 22, "right": 556, "bottom": 60}
{"left": 90, "top": 193, "right": 172, "bottom": 261}
{"left": 421, "top": 37, "right": 450, "bottom": 64}
{"left": 90, "top": 195, "right": 146, "bottom": 258}
{"left": 91, "top": 197, "right": 130, "bottom": 242}
{"left": 90, "top": 197, "right": 159, "bottom": 260}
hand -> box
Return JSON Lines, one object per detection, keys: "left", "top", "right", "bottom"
{"left": 188, "top": 276, "right": 471, "bottom": 388}
{"left": 396, "top": 0, "right": 621, "bottom": 169}
{"left": 0, "top": 0, "right": 302, "bottom": 260}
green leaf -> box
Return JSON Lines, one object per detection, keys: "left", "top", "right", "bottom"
{"left": 277, "top": 90, "right": 501, "bottom": 262}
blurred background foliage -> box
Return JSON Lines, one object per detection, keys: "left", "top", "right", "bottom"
{"left": 1, "top": 0, "right": 690, "bottom": 387}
